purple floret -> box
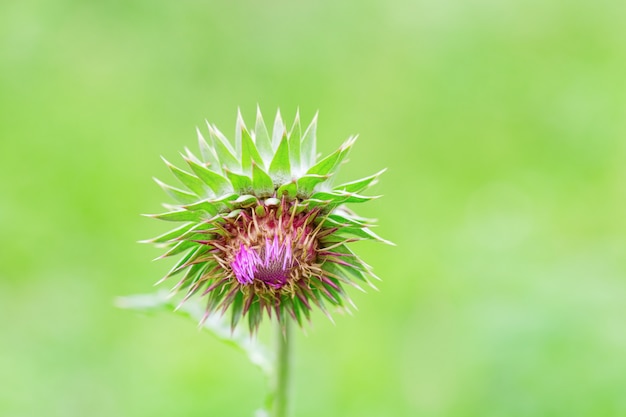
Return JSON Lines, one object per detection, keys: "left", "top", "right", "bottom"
{"left": 231, "top": 236, "right": 295, "bottom": 289}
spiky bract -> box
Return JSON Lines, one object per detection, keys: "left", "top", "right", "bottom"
{"left": 145, "top": 108, "right": 388, "bottom": 332}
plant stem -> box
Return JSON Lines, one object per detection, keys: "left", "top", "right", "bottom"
{"left": 272, "top": 318, "right": 292, "bottom": 417}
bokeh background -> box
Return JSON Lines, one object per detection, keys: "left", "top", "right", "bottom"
{"left": 1, "top": 0, "right": 626, "bottom": 416}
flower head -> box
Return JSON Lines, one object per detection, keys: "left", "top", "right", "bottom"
{"left": 145, "top": 108, "right": 389, "bottom": 332}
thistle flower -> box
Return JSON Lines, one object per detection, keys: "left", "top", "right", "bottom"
{"left": 145, "top": 108, "right": 389, "bottom": 332}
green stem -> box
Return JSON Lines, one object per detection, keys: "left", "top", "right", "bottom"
{"left": 272, "top": 318, "right": 292, "bottom": 417}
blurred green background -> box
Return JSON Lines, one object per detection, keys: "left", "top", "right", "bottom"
{"left": 1, "top": 0, "right": 626, "bottom": 416}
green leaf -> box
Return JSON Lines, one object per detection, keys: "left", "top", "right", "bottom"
{"left": 299, "top": 198, "right": 334, "bottom": 210}
{"left": 234, "top": 109, "right": 244, "bottom": 156}
{"left": 324, "top": 262, "right": 376, "bottom": 291}
{"left": 163, "top": 245, "right": 209, "bottom": 279}
{"left": 320, "top": 244, "right": 373, "bottom": 276}
{"left": 182, "top": 200, "right": 219, "bottom": 216}
{"left": 162, "top": 157, "right": 208, "bottom": 197}
{"left": 150, "top": 210, "right": 209, "bottom": 222}
{"left": 296, "top": 174, "right": 329, "bottom": 196}
{"left": 140, "top": 222, "right": 196, "bottom": 245}
{"left": 182, "top": 147, "right": 203, "bottom": 165}
{"left": 331, "top": 224, "right": 394, "bottom": 245}
{"left": 308, "top": 288, "right": 333, "bottom": 323}
{"left": 207, "top": 193, "right": 239, "bottom": 212}
{"left": 153, "top": 178, "right": 198, "bottom": 204}
{"left": 264, "top": 197, "right": 281, "bottom": 207}
{"left": 254, "top": 106, "right": 274, "bottom": 165}
{"left": 184, "top": 157, "right": 232, "bottom": 195}
{"left": 335, "top": 169, "right": 386, "bottom": 194}
{"left": 241, "top": 125, "right": 264, "bottom": 173}
{"left": 269, "top": 134, "right": 291, "bottom": 182}
{"left": 276, "top": 182, "right": 297, "bottom": 199}
{"left": 271, "top": 109, "right": 286, "bottom": 148}
{"left": 289, "top": 296, "right": 304, "bottom": 327}
{"left": 288, "top": 110, "right": 301, "bottom": 172}
{"left": 248, "top": 299, "right": 263, "bottom": 332}
{"left": 162, "top": 239, "right": 198, "bottom": 257}
{"left": 310, "top": 191, "right": 379, "bottom": 204}
{"left": 176, "top": 262, "right": 209, "bottom": 291}
{"left": 116, "top": 291, "right": 273, "bottom": 377}
{"left": 252, "top": 163, "right": 274, "bottom": 196}
{"left": 305, "top": 136, "right": 356, "bottom": 177}
{"left": 230, "top": 291, "right": 245, "bottom": 329}
{"left": 234, "top": 194, "right": 259, "bottom": 207}
{"left": 207, "top": 123, "right": 239, "bottom": 171}
{"left": 196, "top": 128, "right": 220, "bottom": 167}
{"left": 326, "top": 213, "right": 371, "bottom": 227}
{"left": 224, "top": 169, "right": 253, "bottom": 194}
{"left": 319, "top": 280, "right": 344, "bottom": 306}
{"left": 300, "top": 112, "right": 317, "bottom": 169}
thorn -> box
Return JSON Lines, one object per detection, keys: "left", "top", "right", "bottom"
{"left": 154, "top": 276, "right": 168, "bottom": 286}
{"left": 237, "top": 108, "right": 246, "bottom": 124}
{"left": 367, "top": 280, "right": 379, "bottom": 291}
{"left": 160, "top": 155, "right": 172, "bottom": 167}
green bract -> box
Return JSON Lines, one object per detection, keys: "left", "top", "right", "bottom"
{"left": 144, "top": 108, "right": 389, "bottom": 332}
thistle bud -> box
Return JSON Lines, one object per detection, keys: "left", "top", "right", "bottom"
{"left": 145, "top": 108, "right": 389, "bottom": 332}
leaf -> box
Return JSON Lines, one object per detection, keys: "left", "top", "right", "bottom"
{"left": 162, "top": 245, "right": 208, "bottom": 279}
{"left": 208, "top": 193, "right": 239, "bottom": 213}
{"left": 196, "top": 128, "right": 219, "bottom": 167}
{"left": 326, "top": 213, "right": 374, "bottom": 228}
{"left": 176, "top": 262, "right": 210, "bottom": 292}
{"left": 234, "top": 109, "right": 244, "bottom": 156}
{"left": 252, "top": 163, "right": 274, "bottom": 196}
{"left": 254, "top": 106, "right": 274, "bottom": 165}
{"left": 334, "top": 169, "right": 386, "bottom": 194}
{"left": 276, "top": 182, "right": 297, "bottom": 199}
{"left": 162, "top": 157, "right": 208, "bottom": 197}
{"left": 161, "top": 239, "right": 198, "bottom": 257}
{"left": 184, "top": 157, "right": 232, "bottom": 195}
{"left": 310, "top": 191, "right": 380, "bottom": 204}
{"left": 333, "top": 225, "right": 376, "bottom": 240}
{"left": 331, "top": 224, "right": 394, "bottom": 245}
{"left": 271, "top": 109, "right": 286, "bottom": 148}
{"left": 296, "top": 174, "right": 329, "bottom": 196}
{"left": 288, "top": 110, "right": 301, "bottom": 172}
{"left": 291, "top": 295, "right": 308, "bottom": 325}
{"left": 248, "top": 299, "right": 263, "bottom": 332}
{"left": 305, "top": 136, "right": 356, "bottom": 177}
{"left": 241, "top": 124, "right": 264, "bottom": 173}
{"left": 208, "top": 123, "right": 239, "bottom": 171}
{"left": 234, "top": 194, "right": 259, "bottom": 207}
{"left": 153, "top": 178, "right": 198, "bottom": 205}
{"left": 182, "top": 200, "right": 219, "bottom": 216}
{"left": 182, "top": 147, "right": 203, "bottom": 165}
{"left": 139, "top": 222, "right": 196, "bottom": 245}
{"left": 149, "top": 210, "right": 209, "bottom": 222}
{"left": 116, "top": 291, "right": 273, "bottom": 377}
{"left": 323, "top": 261, "right": 374, "bottom": 289}
{"left": 230, "top": 291, "right": 245, "bottom": 329}
{"left": 224, "top": 169, "right": 253, "bottom": 194}
{"left": 300, "top": 112, "right": 317, "bottom": 169}
{"left": 269, "top": 134, "right": 291, "bottom": 182}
